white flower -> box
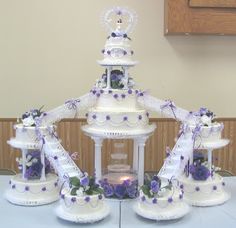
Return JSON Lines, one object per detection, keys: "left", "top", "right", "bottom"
{"left": 200, "top": 115, "right": 212, "bottom": 125}
{"left": 76, "top": 188, "right": 84, "bottom": 197}
{"left": 22, "top": 115, "right": 35, "bottom": 126}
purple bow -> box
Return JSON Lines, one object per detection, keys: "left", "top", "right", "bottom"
{"left": 65, "top": 99, "right": 80, "bottom": 110}
{"left": 160, "top": 100, "right": 177, "bottom": 119}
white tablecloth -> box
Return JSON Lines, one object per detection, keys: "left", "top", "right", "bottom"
{"left": 1, "top": 175, "right": 236, "bottom": 227}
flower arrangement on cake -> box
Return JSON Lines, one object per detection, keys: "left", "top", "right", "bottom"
{"left": 21, "top": 106, "right": 44, "bottom": 127}
{"left": 99, "top": 178, "right": 138, "bottom": 199}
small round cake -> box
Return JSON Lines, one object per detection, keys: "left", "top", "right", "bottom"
{"left": 134, "top": 188, "right": 189, "bottom": 220}
{"left": 178, "top": 174, "right": 230, "bottom": 206}
{"left": 56, "top": 188, "right": 110, "bottom": 223}
{"left": 5, "top": 173, "right": 59, "bottom": 206}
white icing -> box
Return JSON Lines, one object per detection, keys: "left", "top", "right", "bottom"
{"left": 60, "top": 188, "right": 105, "bottom": 215}
{"left": 5, "top": 173, "right": 59, "bottom": 206}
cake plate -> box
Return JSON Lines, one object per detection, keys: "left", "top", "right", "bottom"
{"left": 133, "top": 201, "right": 190, "bottom": 221}
{"left": 55, "top": 203, "right": 110, "bottom": 223}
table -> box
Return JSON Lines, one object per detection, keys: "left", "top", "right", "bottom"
{"left": 1, "top": 176, "right": 236, "bottom": 227}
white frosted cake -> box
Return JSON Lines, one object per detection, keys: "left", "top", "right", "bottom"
{"left": 134, "top": 175, "right": 189, "bottom": 220}
{"left": 178, "top": 174, "right": 230, "bottom": 206}
{"left": 6, "top": 108, "right": 60, "bottom": 206}
{"left": 5, "top": 173, "right": 59, "bottom": 206}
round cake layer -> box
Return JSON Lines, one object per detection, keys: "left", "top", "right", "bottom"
{"left": 98, "top": 37, "right": 137, "bottom": 66}
{"left": 87, "top": 109, "right": 149, "bottom": 131}
{"left": 5, "top": 173, "right": 59, "bottom": 206}
{"left": 187, "top": 123, "right": 223, "bottom": 147}
{"left": 60, "top": 188, "right": 105, "bottom": 215}
{"left": 91, "top": 89, "right": 141, "bottom": 111}
{"left": 138, "top": 188, "right": 185, "bottom": 213}
{"left": 8, "top": 125, "right": 56, "bottom": 149}
{"left": 178, "top": 174, "right": 230, "bottom": 206}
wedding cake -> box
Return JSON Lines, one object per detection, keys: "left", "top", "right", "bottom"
{"left": 6, "top": 108, "right": 59, "bottom": 206}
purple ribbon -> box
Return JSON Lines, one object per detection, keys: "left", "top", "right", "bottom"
{"left": 65, "top": 99, "right": 80, "bottom": 110}
{"left": 160, "top": 100, "right": 177, "bottom": 119}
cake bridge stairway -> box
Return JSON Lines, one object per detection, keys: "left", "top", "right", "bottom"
{"left": 158, "top": 133, "right": 194, "bottom": 181}
{"left": 38, "top": 93, "right": 97, "bottom": 184}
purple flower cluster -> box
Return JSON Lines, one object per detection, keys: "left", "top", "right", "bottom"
{"left": 198, "top": 107, "right": 214, "bottom": 118}
{"left": 189, "top": 164, "right": 210, "bottom": 181}
{"left": 18, "top": 150, "right": 51, "bottom": 180}
{"left": 141, "top": 175, "right": 162, "bottom": 198}
{"left": 99, "top": 179, "right": 138, "bottom": 199}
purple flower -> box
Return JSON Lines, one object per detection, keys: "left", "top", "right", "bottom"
{"left": 103, "top": 184, "right": 114, "bottom": 197}
{"left": 123, "top": 116, "right": 128, "bottom": 121}
{"left": 128, "top": 89, "right": 132, "bottom": 94}
{"left": 152, "top": 198, "right": 157, "bottom": 204}
{"left": 81, "top": 176, "right": 89, "bottom": 187}
{"left": 115, "top": 184, "right": 126, "bottom": 199}
{"left": 151, "top": 180, "right": 159, "bottom": 193}
{"left": 168, "top": 197, "right": 173, "bottom": 203}
{"left": 71, "top": 197, "right": 76, "bottom": 203}
{"left": 92, "top": 114, "right": 97, "bottom": 119}
{"left": 141, "top": 196, "right": 146, "bottom": 202}
{"left": 98, "top": 194, "right": 103, "bottom": 200}
{"left": 85, "top": 196, "right": 90, "bottom": 202}
{"left": 190, "top": 165, "right": 210, "bottom": 181}
{"left": 113, "top": 94, "right": 119, "bottom": 99}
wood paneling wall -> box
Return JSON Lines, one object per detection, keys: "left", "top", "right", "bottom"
{"left": 0, "top": 118, "right": 235, "bottom": 175}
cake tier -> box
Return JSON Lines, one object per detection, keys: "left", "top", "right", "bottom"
{"left": 178, "top": 174, "right": 230, "bottom": 206}
{"left": 8, "top": 124, "right": 56, "bottom": 149}
{"left": 91, "top": 89, "right": 141, "bottom": 111}
{"left": 134, "top": 188, "right": 189, "bottom": 220}
{"left": 98, "top": 36, "right": 137, "bottom": 66}
{"left": 5, "top": 173, "right": 59, "bottom": 206}
{"left": 83, "top": 108, "right": 156, "bottom": 138}
{"left": 59, "top": 188, "right": 107, "bottom": 215}
{"left": 188, "top": 123, "right": 224, "bottom": 148}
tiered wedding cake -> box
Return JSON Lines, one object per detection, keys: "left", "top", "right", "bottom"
{"left": 6, "top": 108, "right": 59, "bottom": 206}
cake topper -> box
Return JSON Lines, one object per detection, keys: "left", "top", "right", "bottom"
{"left": 101, "top": 7, "right": 138, "bottom": 37}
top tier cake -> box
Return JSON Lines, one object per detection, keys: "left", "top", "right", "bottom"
{"left": 82, "top": 8, "right": 155, "bottom": 138}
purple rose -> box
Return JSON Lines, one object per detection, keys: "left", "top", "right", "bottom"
{"left": 103, "top": 184, "right": 114, "bottom": 197}
{"left": 114, "top": 184, "right": 126, "bottom": 199}
{"left": 191, "top": 165, "right": 210, "bottom": 181}
{"left": 81, "top": 176, "right": 89, "bottom": 187}
{"left": 151, "top": 180, "right": 159, "bottom": 193}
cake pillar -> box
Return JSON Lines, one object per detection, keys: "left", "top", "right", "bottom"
{"left": 133, "top": 139, "right": 139, "bottom": 172}
{"left": 208, "top": 149, "right": 213, "bottom": 179}
{"left": 40, "top": 150, "right": 46, "bottom": 181}
{"left": 137, "top": 137, "right": 148, "bottom": 186}
{"left": 92, "top": 137, "right": 104, "bottom": 182}
{"left": 106, "top": 67, "right": 112, "bottom": 90}
{"left": 22, "top": 149, "right": 27, "bottom": 180}
{"left": 122, "top": 66, "right": 129, "bottom": 89}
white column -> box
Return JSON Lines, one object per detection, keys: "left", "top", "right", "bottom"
{"left": 22, "top": 149, "right": 27, "bottom": 180}
{"left": 133, "top": 139, "right": 139, "bottom": 172}
{"left": 123, "top": 66, "right": 129, "bottom": 89}
{"left": 208, "top": 149, "right": 213, "bottom": 179}
{"left": 137, "top": 137, "right": 148, "bottom": 186}
{"left": 40, "top": 149, "right": 46, "bottom": 181}
{"left": 106, "top": 67, "right": 112, "bottom": 90}
{"left": 92, "top": 137, "right": 104, "bottom": 182}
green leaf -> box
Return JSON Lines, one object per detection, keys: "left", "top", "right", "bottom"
{"left": 70, "top": 187, "right": 79, "bottom": 196}
{"left": 141, "top": 185, "right": 152, "bottom": 198}
{"left": 70, "top": 177, "right": 80, "bottom": 187}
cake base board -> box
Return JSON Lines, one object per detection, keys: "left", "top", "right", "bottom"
{"left": 133, "top": 202, "right": 190, "bottom": 221}
{"left": 55, "top": 203, "right": 110, "bottom": 223}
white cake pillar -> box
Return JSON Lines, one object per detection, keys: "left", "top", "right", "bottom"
{"left": 106, "top": 66, "right": 112, "bottom": 90}
{"left": 92, "top": 137, "right": 104, "bottom": 182}
{"left": 40, "top": 149, "right": 46, "bottom": 181}
{"left": 133, "top": 139, "right": 139, "bottom": 172}
{"left": 137, "top": 137, "right": 148, "bottom": 186}
{"left": 208, "top": 149, "right": 213, "bottom": 180}
{"left": 22, "top": 149, "right": 27, "bottom": 180}
{"left": 122, "top": 66, "right": 129, "bottom": 89}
